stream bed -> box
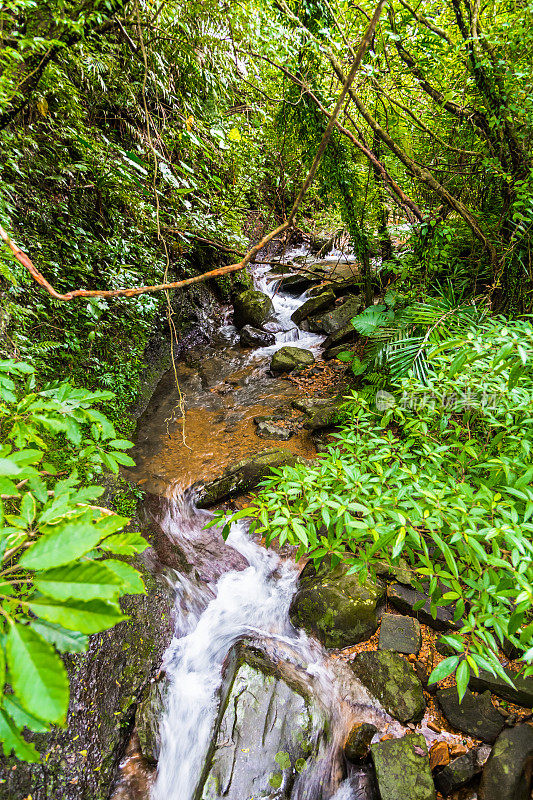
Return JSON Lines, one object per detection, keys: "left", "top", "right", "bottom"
{"left": 112, "top": 248, "right": 463, "bottom": 800}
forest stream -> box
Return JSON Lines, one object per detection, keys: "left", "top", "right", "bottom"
{"left": 110, "top": 249, "right": 466, "bottom": 800}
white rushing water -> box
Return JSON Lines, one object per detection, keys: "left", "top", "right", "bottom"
{"left": 151, "top": 511, "right": 314, "bottom": 800}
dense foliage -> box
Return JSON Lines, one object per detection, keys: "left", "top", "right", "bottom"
{"left": 0, "top": 359, "right": 147, "bottom": 760}
{"left": 1, "top": 0, "right": 533, "bottom": 763}
{"left": 226, "top": 313, "right": 533, "bottom": 696}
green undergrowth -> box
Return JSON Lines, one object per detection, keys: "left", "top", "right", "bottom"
{"left": 219, "top": 312, "right": 533, "bottom": 699}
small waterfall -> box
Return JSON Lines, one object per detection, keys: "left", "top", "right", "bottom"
{"left": 150, "top": 493, "right": 396, "bottom": 800}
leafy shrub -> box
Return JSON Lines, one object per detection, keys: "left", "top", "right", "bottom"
{"left": 0, "top": 360, "right": 147, "bottom": 762}
{"left": 220, "top": 316, "right": 533, "bottom": 699}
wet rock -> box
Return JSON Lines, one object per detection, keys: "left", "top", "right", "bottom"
{"left": 233, "top": 289, "right": 274, "bottom": 329}
{"left": 371, "top": 733, "right": 436, "bottom": 800}
{"left": 255, "top": 420, "right": 292, "bottom": 440}
{"left": 279, "top": 272, "right": 320, "bottom": 294}
{"left": 290, "top": 289, "right": 336, "bottom": 325}
{"left": 200, "top": 663, "right": 325, "bottom": 800}
{"left": 309, "top": 233, "right": 333, "bottom": 254}
{"left": 378, "top": 613, "right": 421, "bottom": 655}
{"left": 322, "top": 323, "right": 359, "bottom": 351}
{"left": 387, "top": 583, "right": 459, "bottom": 631}
{"left": 239, "top": 325, "right": 275, "bottom": 348}
{"left": 479, "top": 725, "right": 533, "bottom": 800}
{"left": 307, "top": 296, "right": 363, "bottom": 335}
{"left": 436, "top": 688, "right": 505, "bottom": 743}
{"left": 344, "top": 722, "right": 378, "bottom": 762}
{"left": 352, "top": 650, "right": 426, "bottom": 723}
{"left": 302, "top": 400, "right": 346, "bottom": 431}
{"left": 289, "top": 559, "right": 385, "bottom": 649}
{"left": 323, "top": 344, "right": 353, "bottom": 361}
{"left": 469, "top": 667, "right": 533, "bottom": 708}
{"left": 434, "top": 745, "right": 491, "bottom": 796}
{"left": 196, "top": 449, "right": 301, "bottom": 507}
{"left": 135, "top": 678, "right": 167, "bottom": 761}
{"left": 292, "top": 397, "right": 334, "bottom": 414}
{"left": 428, "top": 740, "right": 450, "bottom": 770}
{"left": 270, "top": 346, "right": 315, "bottom": 373}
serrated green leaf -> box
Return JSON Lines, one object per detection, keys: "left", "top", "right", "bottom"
{"left": 20, "top": 522, "right": 106, "bottom": 570}
{"left": 99, "top": 532, "right": 149, "bottom": 555}
{"left": 6, "top": 624, "right": 69, "bottom": 724}
{"left": 0, "top": 708, "right": 39, "bottom": 762}
{"left": 34, "top": 561, "right": 123, "bottom": 601}
{"left": 29, "top": 597, "right": 126, "bottom": 633}
{"left": 105, "top": 559, "right": 146, "bottom": 595}
{"left": 30, "top": 620, "right": 88, "bottom": 653}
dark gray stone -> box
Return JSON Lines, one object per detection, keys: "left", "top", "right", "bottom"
{"left": 289, "top": 559, "right": 385, "bottom": 649}
{"left": 371, "top": 734, "right": 436, "bottom": 800}
{"left": 344, "top": 722, "right": 377, "bottom": 762}
{"left": 270, "top": 346, "right": 315, "bottom": 373}
{"left": 290, "top": 289, "right": 335, "bottom": 325}
{"left": 322, "top": 323, "right": 359, "bottom": 351}
{"left": 352, "top": 650, "right": 426, "bottom": 723}
{"left": 378, "top": 613, "right": 421, "bottom": 655}
{"left": 233, "top": 289, "right": 274, "bottom": 329}
{"left": 387, "top": 583, "right": 459, "bottom": 631}
{"left": 434, "top": 745, "right": 491, "bottom": 796}
{"left": 196, "top": 449, "right": 302, "bottom": 507}
{"left": 255, "top": 420, "right": 292, "bottom": 440}
{"left": 239, "top": 325, "right": 275, "bottom": 348}
{"left": 436, "top": 688, "right": 505, "bottom": 743}
{"left": 469, "top": 668, "right": 533, "bottom": 708}
{"left": 308, "top": 296, "right": 363, "bottom": 335}
{"left": 279, "top": 273, "right": 320, "bottom": 294}
{"left": 479, "top": 725, "right": 533, "bottom": 800}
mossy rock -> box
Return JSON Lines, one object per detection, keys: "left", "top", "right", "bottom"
{"left": 233, "top": 289, "right": 274, "bottom": 329}
{"left": 270, "top": 346, "right": 315, "bottom": 373}
{"left": 307, "top": 295, "right": 363, "bottom": 335}
{"left": 290, "top": 289, "right": 335, "bottom": 325}
{"left": 351, "top": 650, "right": 426, "bottom": 723}
{"left": 371, "top": 733, "right": 436, "bottom": 800}
{"left": 196, "top": 449, "right": 302, "bottom": 507}
{"left": 289, "top": 559, "right": 385, "bottom": 649}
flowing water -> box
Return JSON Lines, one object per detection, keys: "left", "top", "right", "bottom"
{"left": 114, "top": 247, "right": 455, "bottom": 800}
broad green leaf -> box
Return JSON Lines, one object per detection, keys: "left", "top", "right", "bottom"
{"left": 99, "top": 532, "right": 149, "bottom": 555}
{"left": 456, "top": 659, "right": 470, "bottom": 701}
{"left": 30, "top": 620, "right": 88, "bottom": 653}
{"left": 0, "top": 709, "right": 39, "bottom": 762}
{"left": 6, "top": 624, "right": 69, "bottom": 724}
{"left": 2, "top": 695, "right": 49, "bottom": 733}
{"left": 29, "top": 597, "right": 126, "bottom": 634}
{"left": 20, "top": 522, "right": 106, "bottom": 570}
{"left": 428, "top": 656, "right": 460, "bottom": 684}
{"left": 105, "top": 559, "right": 146, "bottom": 595}
{"left": 34, "top": 561, "right": 123, "bottom": 601}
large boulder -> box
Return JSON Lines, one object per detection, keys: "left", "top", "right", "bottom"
{"left": 196, "top": 449, "right": 302, "bottom": 507}
{"left": 307, "top": 296, "right": 362, "bottom": 335}
{"left": 352, "top": 650, "right": 426, "bottom": 723}
{"left": 371, "top": 734, "right": 436, "bottom": 800}
{"left": 290, "top": 289, "right": 335, "bottom": 325}
{"left": 344, "top": 722, "right": 377, "bottom": 762}
{"left": 479, "top": 725, "right": 533, "bottom": 800}
{"left": 233, "top": 289, "right": 274, "bottom": 329}
{"left": 436, "top": 688, "right": 505, "bottom": 743}
{"left": 289, "top": 559, "right": 385, "bottom": 649}
{"left": 270, "top": 346, "right": 315, "bottom": 373}
{"left": 302, "top": 399, "right": 345, "bottom": 431}
{"left": 322, "top": 323, "right": 359, "bottom": 351}
{"left": 239, "top": 325, "right": 275, "bottom": 348}
{"left": 469, "top": 667, "right": 533, "bottom": 707}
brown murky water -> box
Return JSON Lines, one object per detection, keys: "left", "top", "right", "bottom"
{"left": 126, "top": 334, "right": 318, "bottom": 495}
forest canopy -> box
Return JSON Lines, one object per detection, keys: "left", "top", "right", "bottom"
{"left": 1, "top": 0, "right": 533, "bottom": 767}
